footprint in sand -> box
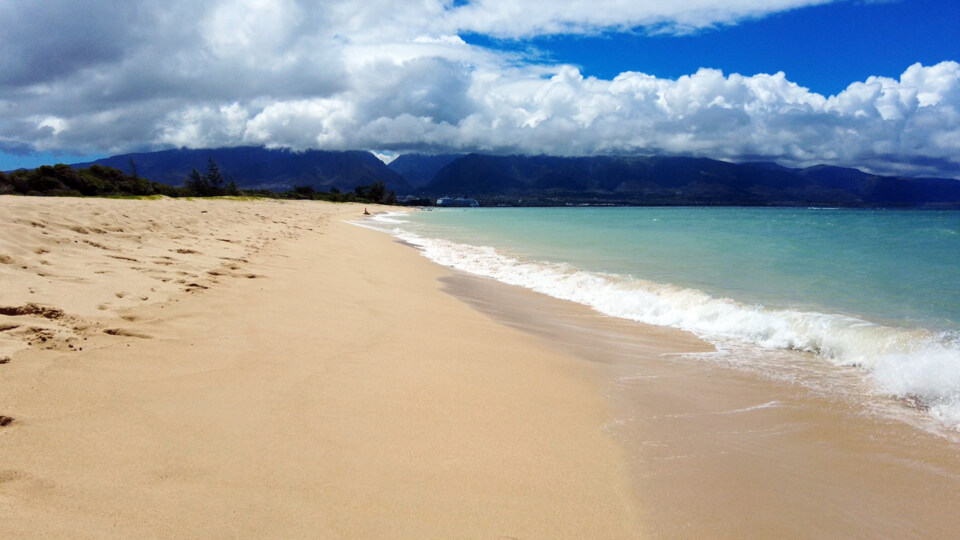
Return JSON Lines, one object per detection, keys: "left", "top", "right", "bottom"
{"left": 103, "top": 328, "right": 152, "bottom": 339}
{"left": 108, "top": 255, "right": 139, "bottom": 263}
{"left": 0, "top": 304, "right": 65, "bottom": 320}
{"left": 82, "top": 239, "right": 116, "bottom": 251}
{"left": 0, "top": 469, "right": 58, "bottom": 491}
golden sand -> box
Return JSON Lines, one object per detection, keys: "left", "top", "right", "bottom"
{"left": 5, "top": 196, "right": 959, "bottom": 539}
{"left": 0, "top": 196, "right": 645, "bottom": 538}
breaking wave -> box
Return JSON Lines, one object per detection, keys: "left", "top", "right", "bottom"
{"left": 379, "top": 222, "right": 960, "bottom": 430}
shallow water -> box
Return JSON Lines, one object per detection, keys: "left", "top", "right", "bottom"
{"left": 438, "top": 272, "right": 960, "bottom": 539}
{"left": 367, "top": 207, "right": 960, "bottom": 432}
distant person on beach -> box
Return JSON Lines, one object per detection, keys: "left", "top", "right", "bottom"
{"left": 363, "top": 208, "right": 370, "bottom": 215}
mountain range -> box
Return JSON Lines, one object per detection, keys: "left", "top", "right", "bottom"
{"left": 64, "top": 147, "right": 960, "bottom": 207}
{"left": 412, "top": 154, "right": 960, "bottom": 207}
{"left": 72, "top": 146, "right": 411, "bottom": 195}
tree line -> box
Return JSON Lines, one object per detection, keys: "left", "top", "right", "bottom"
{"left": 0, "top": 162, "right": 176, "bottom": 197}
{"left": 0, "top": 157, "right": 398, "bottom": 204}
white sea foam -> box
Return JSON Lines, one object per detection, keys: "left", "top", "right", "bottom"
{"left": 369, "top": 212, "right": 410, "bottom": 224}
{"left": 388, "top": 227, "right": 960, "bottom": 430}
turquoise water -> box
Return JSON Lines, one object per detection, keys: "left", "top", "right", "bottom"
{"left": 399, "top": 208, "right": 960, "bottom": 331}
{"left": 368, "top": 207, "right": 960, "bottom": 429}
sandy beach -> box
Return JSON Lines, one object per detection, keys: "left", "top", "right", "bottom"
{"left": 0, "top": 196, "right": 655, "bottom": 538}
{"left": 4, "top": 196, "right": 960, "bottom": 539}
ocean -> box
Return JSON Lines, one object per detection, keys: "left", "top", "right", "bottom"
{"left": 366, "top": 207, "right": 960, "bottom": 434}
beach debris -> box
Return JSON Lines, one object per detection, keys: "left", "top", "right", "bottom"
{"left": 0, "top": 416, "right": 13, "bottom": 427}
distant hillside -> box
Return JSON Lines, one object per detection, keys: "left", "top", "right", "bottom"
{"left": 418, "top": 154, "right": 960, "bottom": 207}
{"left": 30, "top": 147, "right": 959, "bottom": 207}
{"left": 72, "top": 147, "right": 412, "bottom": 194}
{"left": 387, "top": 153, "right": 464, "bottom": 188}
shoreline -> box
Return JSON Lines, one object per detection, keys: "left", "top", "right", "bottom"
{"left": 376, "top": 206, "right": 960, "bottom": 438}
{"left": 0, "top": 196, "right": 642, "bottom": 537}
{"left": 420, "top": 244, "right": 960, "bottom": 538}
{"left": 4, "top": 196, "right": 960, "bottom": 537}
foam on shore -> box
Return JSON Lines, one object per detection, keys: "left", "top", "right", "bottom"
{"left": 366, "top": 212, "right": 960, "bottom": 431}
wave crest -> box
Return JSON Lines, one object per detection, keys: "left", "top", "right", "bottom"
{"left": 391, "top": 227, "right": 960, "bottom": 429}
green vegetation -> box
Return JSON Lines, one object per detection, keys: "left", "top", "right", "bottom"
{"left": 0, "top": 160, "right": 399, "bottom": 205}
{"left": 183, "top": 158, "right": 240, "bottom": 196}
{"left": 227, "top": 182, "right": 396, "bottom": 204}
{"left": 0, "top": 163, "right": 178, "bottom": 197}
{"left": 353, "top": 181, "right": 396, "bottom": 205}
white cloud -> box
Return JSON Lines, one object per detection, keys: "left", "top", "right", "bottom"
{"left": 37, "top": 116, "right": 68, "bottom": 136}
{"left": 372, "top": 150, "right": 399, "bottom": 164}
{"left": 203, "top": 0, "right": 305, "bottom": 57}
{"left": 0, "top": 0, "right": 958, "bottom": 177}
{"left": 441, "top": 0, "right": 836, "bottom": 37}
{"left": 159, "top": 103, "right": 251, "bottom": 148}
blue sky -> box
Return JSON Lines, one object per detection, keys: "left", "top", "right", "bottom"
{"left": 469, "top": 0, "right": 960, "bottom": 97}
{"left": 1, "top": 150, "right": 109, "bottom": 171}
{"left": 2, "top": 0, "right": 959, "bottom": 177}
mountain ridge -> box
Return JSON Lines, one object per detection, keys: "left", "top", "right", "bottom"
{"left": 418, "top": 154, "right": 960, "bottom": 207}
{"left": 50, "top": 146, "right": 960, "bottom": 207}
{"left": 70, "top": 147, "right": 411, "bottom": 194}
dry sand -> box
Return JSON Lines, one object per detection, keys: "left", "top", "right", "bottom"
{"left": 0, "top": 196, "right": 652, "bottom": 538}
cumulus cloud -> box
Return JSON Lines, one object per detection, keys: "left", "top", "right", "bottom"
{"left": 1, "top": 0, "right": 959, "bottom": 177}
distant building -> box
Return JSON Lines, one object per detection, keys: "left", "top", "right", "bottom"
{"left": 436, "top": 197, "right": 480, "bottom": 207}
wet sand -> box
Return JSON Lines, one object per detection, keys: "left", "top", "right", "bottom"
{"left": 443, "top": 273, "right": 960, "bottom": 539}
